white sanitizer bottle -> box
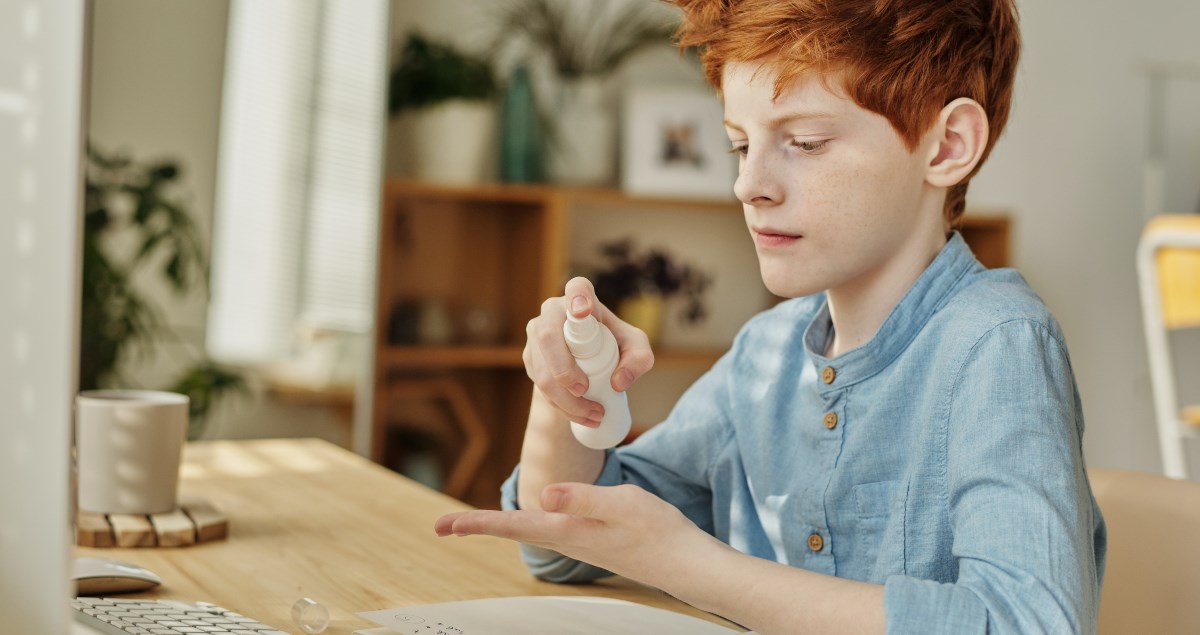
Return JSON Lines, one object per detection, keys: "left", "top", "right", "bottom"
{"left": 563, "top": 313, "right": 632, "bottom": 449}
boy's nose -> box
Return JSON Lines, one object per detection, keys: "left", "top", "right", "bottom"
{"left": 733, "top": 154, "right": 782, "bottom": 207}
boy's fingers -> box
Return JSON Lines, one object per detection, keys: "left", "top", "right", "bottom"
{"left": 534, "top": 375, "right": 605, "bottom": 428}
{"left": 607, "top": 322, "right": 655, "bottom": 392}
{"left": 434, "top": 509, "right": 587, "bottom": 546}
{"left": 528, "top": 344, "right": 603, "bottom": 426}
{"left": 563, "top": 277, "right": 598, "bottom": 318}
{"left": 539, "top": 277, "right": 649, "bottom": 396}
{"left": 563, "top": 279, "right": 649, "bottom": 380}
{"left": 532, "top": 297, "right": 587, "bottom": 393}
{"left": 434, "top": 510, "right": 545, "bottom": 540}
{"left": 433, "top": 512, "right": 465, "bottom": 536}
{"left": 541, "top": 482, "right": 644, "bottom": 520}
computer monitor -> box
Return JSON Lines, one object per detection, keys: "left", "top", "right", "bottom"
{"left": 0, "top": 0, "right": 89, "bottom": 632}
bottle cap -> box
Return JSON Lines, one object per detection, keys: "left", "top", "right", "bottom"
{"left": 563, "top": 313, "right": 602, "bottom": 358}
{"left": 292, "top": 597, "right": 330, "bottom": 634}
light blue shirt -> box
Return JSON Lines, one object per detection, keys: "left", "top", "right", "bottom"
{"left": 501, "top": 233, "right": 1106, "bottom": 634}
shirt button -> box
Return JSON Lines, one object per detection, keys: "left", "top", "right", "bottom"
{"left": 823, "top": 412, "right": 838, "bottom": 429}
{"left": 808, "top": 533, "right": 824, "bottom": 552}
{"left": 821, "top": 366, "right": 836, "bottom": 384}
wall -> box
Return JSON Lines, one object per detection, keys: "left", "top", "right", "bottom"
{"left": 88, "top": 0, "right": 348, "bottom": 446}
{"left": 88, "top": 0, "right": 224, "bottom": 343}
{"left": 968, "top": 0, "right": 1200, "bottom": 472}
{"left": 88, "top": 0, "right": 227, "bottom": 389}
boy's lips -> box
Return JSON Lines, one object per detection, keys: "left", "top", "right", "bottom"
{"left": 752, "top": 227, "right": 801, "bottom": 248}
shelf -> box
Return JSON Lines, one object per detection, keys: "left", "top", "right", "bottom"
{"left": 382, "top": 345, "right": 525, "bottom": 368}
{"left": 384, "top": 179, "right": 742, "bottom": 213}
{"left": 561, "top": 187, "right": 741, "bottom": 212}
{"left": 384, "top": 180, "right": 550, "bottom": 206}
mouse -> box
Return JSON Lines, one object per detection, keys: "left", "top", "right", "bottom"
{"left": 73, "top": 557, "right": 163, "bottom": 595}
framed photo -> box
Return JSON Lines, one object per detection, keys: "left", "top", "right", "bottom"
{"left": 621, "top": 86, "right": 737, "bottom": 200}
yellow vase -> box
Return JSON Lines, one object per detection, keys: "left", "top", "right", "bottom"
{"left": 618, "top": 294, "right": 664, "bottom": 346}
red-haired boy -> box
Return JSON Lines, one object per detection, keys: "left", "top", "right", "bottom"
{"left": 437, "top": 1, "right": 1105, "bottom": 632}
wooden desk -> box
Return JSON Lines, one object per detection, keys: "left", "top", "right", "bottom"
{"left": 77, "top": 438, "right": 740, "bottom": 634}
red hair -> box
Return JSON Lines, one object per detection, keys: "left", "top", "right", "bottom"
{"left": 668, "top": 0, "right": 1021, "bottom": 225}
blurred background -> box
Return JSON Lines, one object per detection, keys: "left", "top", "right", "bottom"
{"left": 86, "top": 0, "right": 1200, "bottom": 507}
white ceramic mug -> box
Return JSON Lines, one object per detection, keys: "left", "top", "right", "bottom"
{"left": 76, "top": 390, "right": 189, "bottom": 515}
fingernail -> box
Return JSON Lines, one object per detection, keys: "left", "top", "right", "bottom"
{"left": 571, "top": 295, "right": 587, "bottom": 314}
{"left": 569, "top": 383, "right": 586, "bottom": 397}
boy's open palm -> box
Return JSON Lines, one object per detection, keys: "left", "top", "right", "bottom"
{"left": 434, "top": 483, "right": 723, "bottom": 589}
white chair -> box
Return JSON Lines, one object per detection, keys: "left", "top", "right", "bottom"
{"left": 1137, "top": 214, "right": 1200, "bottom": 479}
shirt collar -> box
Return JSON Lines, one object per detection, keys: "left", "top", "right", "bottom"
{"left": 803, "top": 231, "right": 981, "bottom": 392}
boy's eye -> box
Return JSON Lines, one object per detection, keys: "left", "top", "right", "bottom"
{"left": 792, "top": 139, "right": 829, "bottom": 154}
{"left": 728, "top": 142, "right": 748, "bottom": 157}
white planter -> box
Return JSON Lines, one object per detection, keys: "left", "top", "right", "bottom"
{"left": 547, "top": 77, "right": 617, "bottom": 186}
{"left": 388, "top": 99, "right": 496, "bottom": 184}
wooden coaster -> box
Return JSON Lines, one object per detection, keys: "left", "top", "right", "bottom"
{"left": 76, "top": 498, "right": 228, "bottom": 548}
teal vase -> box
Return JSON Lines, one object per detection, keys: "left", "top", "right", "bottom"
{"left": 500, "top": 65, "right": 543, "bottom": 183}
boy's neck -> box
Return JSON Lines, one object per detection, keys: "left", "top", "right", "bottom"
{"left": 823, "top": 226, "right": 948, "bottom": 358}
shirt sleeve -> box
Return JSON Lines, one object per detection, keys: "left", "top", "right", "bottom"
{"left": 883, "top": 319, "right": 1105, "bottom": 634}
{"left": 500, "top": 344, "right": 738, "bottom": 583}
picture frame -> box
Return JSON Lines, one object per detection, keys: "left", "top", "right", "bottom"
{"left": 620, "top": 86, "right": 737, "bottom": 200}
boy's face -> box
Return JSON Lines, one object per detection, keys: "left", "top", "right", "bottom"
{"left": 722, "top": 62, "right": 943, "bottom": 299}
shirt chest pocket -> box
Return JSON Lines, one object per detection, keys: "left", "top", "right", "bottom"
{"left": 853, "top": 480, "right": 906, "bottom": 579}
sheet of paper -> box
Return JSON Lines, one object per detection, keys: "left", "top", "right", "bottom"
{"left": 358, "top": 595, "right": 753, "bottom": 635}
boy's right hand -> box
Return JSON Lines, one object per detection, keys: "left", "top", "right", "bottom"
{"left": 523, "top": 277, "right": 654, "bottom": 428}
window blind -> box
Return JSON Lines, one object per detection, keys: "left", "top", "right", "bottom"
{"left": 208, "top": 0, "right": 387, "bottom": 365}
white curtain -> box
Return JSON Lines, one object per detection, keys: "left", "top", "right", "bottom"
{"left": 208, "top": 0, "right": 388, "bottom": 365}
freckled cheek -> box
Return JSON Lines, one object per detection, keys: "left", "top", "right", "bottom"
{"left": 796, "top": 166, "right": 860, "bottom": 224}
{"left": 838, "top": 161, "right": 895, "bottom": 222}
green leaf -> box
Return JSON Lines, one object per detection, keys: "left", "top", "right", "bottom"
{"left": 164, "top": 253, "right": 183, "bottom": 288}
{"left": 133, "top": 196, "right": 153, "bottom": 225}
{"left": 135, "top": 231, "right": 167, "bottom": 263}
{"left": 168, "top": 362, "right": 250, "bottom": 439}
{"left": 389, "top": 32, "right": 496, "bottom": 114}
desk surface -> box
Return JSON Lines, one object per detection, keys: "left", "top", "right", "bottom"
{"left": 77, "top": 438, "right": 739, "bottom": 634}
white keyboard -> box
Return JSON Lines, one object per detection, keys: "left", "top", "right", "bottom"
{"left": 72, "top": 597, "right": 289, "bottom": 635}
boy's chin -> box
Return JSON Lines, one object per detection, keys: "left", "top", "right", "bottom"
{"left": 760, "top": 270, "right": 825, "bottom": 300}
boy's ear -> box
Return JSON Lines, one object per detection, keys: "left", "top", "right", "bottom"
{"left": 924, "top": 97, "right": 989, "bottom": 188}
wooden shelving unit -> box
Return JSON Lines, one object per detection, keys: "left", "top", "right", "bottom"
{"left": 371, "top": 179, "right": 1011, "bottom": 508}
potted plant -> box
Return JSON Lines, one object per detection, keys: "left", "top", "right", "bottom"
{"left": 388, "top": 32, "right": 498, "bottom": 184}
{"left": 489, "top": 0, "right": 679, "bottom": 185}
{"left": 589, "top": 237, "right": 712, "bottom": 345}
{"left": 83, "top": 144, "right": 246, "bottom": 439}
